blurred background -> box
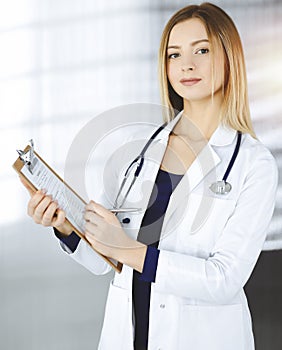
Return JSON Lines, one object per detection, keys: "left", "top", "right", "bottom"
{"left": 0, "top": 0, "right": 281, "bottom": 349}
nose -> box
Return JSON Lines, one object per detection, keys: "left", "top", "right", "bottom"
{"left": 181, "top": 64, "right": 195, "bottom": 72}
{"left": 181, "top": 55, "right": 196, "bottom": 72}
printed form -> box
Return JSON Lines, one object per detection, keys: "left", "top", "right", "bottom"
{"left": 20, "top": 155, "right": 86, "bottom": 234}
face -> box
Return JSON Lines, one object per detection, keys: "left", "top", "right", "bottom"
{"left": 167, "top": 18, "right": 225, "bottom": 104}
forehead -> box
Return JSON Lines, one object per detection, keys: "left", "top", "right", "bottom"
{"left": 168, "top": 18, "right": 208, "bottom": 44}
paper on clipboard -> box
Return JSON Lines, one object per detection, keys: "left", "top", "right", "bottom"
{"left": 13, "top": 140, "right": 122, "bottom": 273}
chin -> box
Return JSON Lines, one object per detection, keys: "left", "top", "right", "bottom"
{"left": 182, "top": 94, "right": 212, "bottom": 103}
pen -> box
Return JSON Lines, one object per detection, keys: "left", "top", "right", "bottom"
{"left": 109, "top": 208, "right": 141, "bottom": 213}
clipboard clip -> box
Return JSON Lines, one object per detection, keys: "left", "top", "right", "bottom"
{"left": 17, "top": 139, "right": 37, "bottom": 173}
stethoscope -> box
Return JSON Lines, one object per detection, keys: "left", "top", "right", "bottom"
{"left": 113, "top": 123, "right": 242, "bottom": 212}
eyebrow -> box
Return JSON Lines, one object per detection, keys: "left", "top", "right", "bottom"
{"left": 167, "top": 39, "right": 209, "bottom": 49}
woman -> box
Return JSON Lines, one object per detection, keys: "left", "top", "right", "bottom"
{"left": 21, "top": 3, "right": 278, "bottom": 350}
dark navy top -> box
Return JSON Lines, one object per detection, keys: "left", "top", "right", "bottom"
{"left": 54, "top": 168, "right": 183, "bottom": 350}
{"left": 132, "top": 168, "right": 183, "bottom": 350}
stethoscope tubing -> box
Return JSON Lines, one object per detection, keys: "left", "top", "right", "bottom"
{"left": 222, "top": 131, "right": 242, "bottom": 182}
{"left": 113, "top": 123, "right": 167, "bottom": 209}
{"left": 114, "top": 124, "right": 242, "bottom": 208}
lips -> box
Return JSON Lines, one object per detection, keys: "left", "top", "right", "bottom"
{"left": 180, "top": 78, "right": 201, "bottom": 86}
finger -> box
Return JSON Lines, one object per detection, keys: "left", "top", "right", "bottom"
{"left": 85, "top": 200, "right": 113, "bottom": 219}
{"left": 19, "top": 176, "right": 36, "bottom": 197}
{"left": 27, "top": 190, "right": 46, "bottom": 217}
{"left": 52, "top": 209, "right": 66, "bottom": 227}
{"left": 33, "top": 195, "right": 53, "bottom": 223}
{"left": 85, "top": 202, "right": 120, "bottom": 228}
{"left": 84, "top": 211, "right": 104, "bottom": 226}
{"left": 41, "top": 201, "right": 58, "bottom": 226}
{"left": 84, "top": 220, "right": 98, "bottom": 234}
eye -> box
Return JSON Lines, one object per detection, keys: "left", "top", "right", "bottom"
{"left": 167, "top": 53, "right": 180, "bottom": 59}
{"left": 195, "top": 48, "right": 209, "bottom": 55}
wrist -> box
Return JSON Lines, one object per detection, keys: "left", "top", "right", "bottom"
{"left": 119, "top": 242, "right": 147, "bottom": 273}
{"left": 54, "top": 223, "right": 72, "bottom": 236}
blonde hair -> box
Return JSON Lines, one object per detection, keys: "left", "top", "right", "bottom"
{"left": 158, "top": 2, "right": 256, "bottom": 138}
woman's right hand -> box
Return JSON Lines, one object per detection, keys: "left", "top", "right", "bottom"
{"left": 20, "top": 175, "right": 73, "bottom": 236}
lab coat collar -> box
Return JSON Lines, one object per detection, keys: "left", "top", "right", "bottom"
{"left": 156, "top": 110, "right": 237, "bottom": 147}
{"left": 157, "top": 111, "right": 183, "bottom": 139}
{"left": 209, "top": 123, "right": 237, "bottom": 147}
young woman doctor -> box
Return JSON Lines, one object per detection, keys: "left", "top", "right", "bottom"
{"left": 21, "top": 3, "right": 278, "bottom": 350}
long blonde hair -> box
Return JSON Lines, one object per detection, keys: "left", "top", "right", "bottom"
{"left": 158, "top": 2, "right": 256, "bottom": 138}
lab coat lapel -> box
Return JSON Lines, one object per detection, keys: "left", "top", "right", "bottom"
{"left": 129, "top": 114, "right": 183, "bottom": 224}
{"left": 161, "top": 123, "right": 237, "bottom": 232}
{"left": 161, "top": 142, "right": 221, "bottom": 231}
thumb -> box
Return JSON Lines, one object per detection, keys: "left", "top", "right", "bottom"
{"left": 19, "top": 175, "right": 36, "bottom": 197}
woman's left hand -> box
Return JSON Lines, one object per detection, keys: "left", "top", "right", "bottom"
{"left": 84, "top": 201, "right": 146, "bottom": 269}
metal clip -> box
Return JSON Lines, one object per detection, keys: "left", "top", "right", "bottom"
{"left": 17, "top": 139, "right": 37, "bottom": 174}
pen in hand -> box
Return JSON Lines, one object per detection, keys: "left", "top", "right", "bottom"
{"left": 109, "top": 208, "right": 141, "bottom": 213}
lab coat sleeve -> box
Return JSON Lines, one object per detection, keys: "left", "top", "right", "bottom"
{"left": 154, "top": 151, "right": 279, "bottom": 304}
{"left": 54, "top": 187, "right": 113, "bottom": 275}
{"left": 55, "top": 190, "right": 113, "bottom": 275}
{"left": 62, "top": 238, "right": 112, "bottom": 275}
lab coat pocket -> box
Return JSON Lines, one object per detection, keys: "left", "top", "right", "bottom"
{"left": 189, "top": 193, "right": 236, "bottom": 235}
{"left": 98, "top": 280, "right": 130, "bottom": 350}
{"left": 178, "top": 304, "right": 244, "bottom": 350}
{"left": 175, "top": 193, "right": 237, "bottom": 248}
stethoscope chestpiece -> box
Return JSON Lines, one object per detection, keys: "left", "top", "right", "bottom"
{"left": 209, "top": 131, "right": 241, "bottom": 196}
{"left": 209, "top": 180, "right": 232, "bottom": 195}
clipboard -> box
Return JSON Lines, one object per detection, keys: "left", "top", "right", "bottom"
{"left": 13, "top": 140, "right": 123, "bottom": 273}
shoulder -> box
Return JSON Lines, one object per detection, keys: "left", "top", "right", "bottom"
{"left": 240, "top": 133, "right": 278, "bottom": 183}
{"left": 242, "top": 133, "right": 277, "bottom": 163}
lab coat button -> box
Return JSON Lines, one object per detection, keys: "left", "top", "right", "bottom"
{"left": 160, "top": 304, "right": 165, "bottom": 309}
{"left": 122, "top": 217, "right": 130, "bottom": 224}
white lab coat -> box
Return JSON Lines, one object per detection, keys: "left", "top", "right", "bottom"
{"left": 62, "top": 112, "right": 278, "bottom": 350}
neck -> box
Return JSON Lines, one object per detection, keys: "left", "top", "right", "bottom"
{"left": 180, "top": 93, "right": 223, "bottom": 140}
